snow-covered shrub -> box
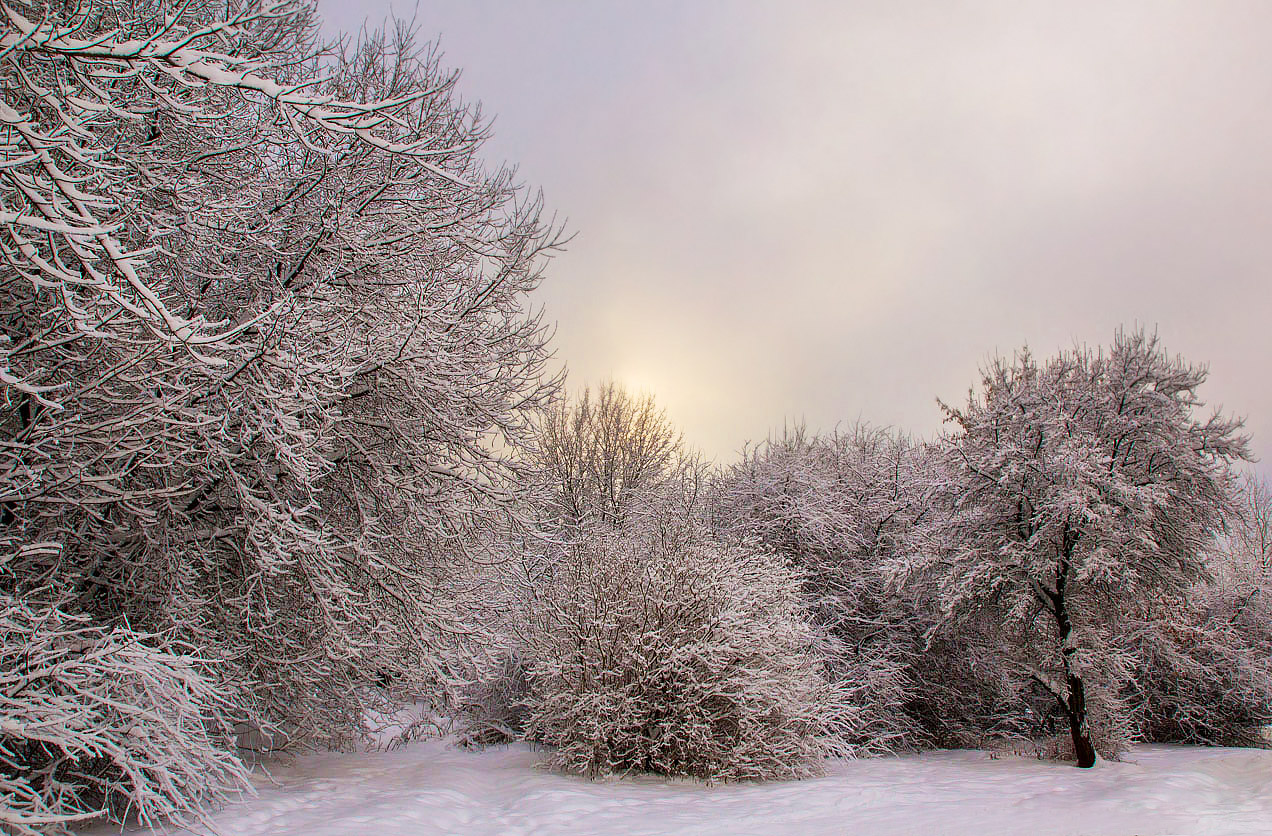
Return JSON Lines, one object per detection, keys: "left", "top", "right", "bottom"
{"left": 0, "top": 595, "right": 248, "bottom": 835}
{"left": 521, "top": 527, "right": 854, "bottom": 780}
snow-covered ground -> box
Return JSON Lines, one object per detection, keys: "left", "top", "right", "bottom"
{"left": 97, "top": 742, "right": 1272, "bottom": 836}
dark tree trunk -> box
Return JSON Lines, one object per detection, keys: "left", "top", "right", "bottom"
{"left": 1065, "top": 671, "right": 1096, "bottom": 768}
{"left": 1049, "top": 522, "right": 1096, "bottom": 768}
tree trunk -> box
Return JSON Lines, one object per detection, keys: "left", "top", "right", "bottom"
{"left": 1051, "top": 524, "right": 1096, "bottom": 768}
{"left": 1065, "top": 671, "right": 1096, "bottom": 768}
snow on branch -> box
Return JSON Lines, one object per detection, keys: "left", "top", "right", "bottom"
{"left": 0, "top": 595, "right": 248, "bottom": 835}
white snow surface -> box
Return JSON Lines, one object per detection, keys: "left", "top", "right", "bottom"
{"left": 96, "top": 742, "right": 1272, "bottom": 836}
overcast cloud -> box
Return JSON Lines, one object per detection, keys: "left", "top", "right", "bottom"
{"left": 321, "top": 1, "right": 1272, "bottom": 468}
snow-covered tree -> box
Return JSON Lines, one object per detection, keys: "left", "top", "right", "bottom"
{"left": 713, "top": 424, "right": 934, "bottom": 753}
{"left": 1231, "top": 474, "right": 1272, "bottom": 574}
{"left": 912, "top": 329, "right": 1249, "bottom": 766}
{"left": 1, "top": 0, "right": 561, "bottom": 823}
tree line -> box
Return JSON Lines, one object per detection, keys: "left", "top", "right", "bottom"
{"left": 475, "top": 349, "right": 1269, "bottom": 778}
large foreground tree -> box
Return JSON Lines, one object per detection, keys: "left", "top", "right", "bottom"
{"left": 921, "top": 330, "right": 1248, "bottom": 767}
{"left": 1, "top": 1, "right": 560, "bottom": 828}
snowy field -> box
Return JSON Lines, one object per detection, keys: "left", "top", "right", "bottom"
{"left": 90, "top": 742, "right": 1272, "bottom": 836}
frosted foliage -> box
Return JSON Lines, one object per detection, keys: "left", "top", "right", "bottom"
{"left": 454, "top": 650, "right": 531, "bottom": 747}
{"left": 0, "top": 596, "right": 247, "bottom": 835}
{"left": 1128, "top": 499, "right": 1272, "bottom": 745}
{"left": 521, "top": 527, "right": 858, "bottom": 781}
{"left": 0, "top": 0, "right": 559, "bottom": 760}
{"left": 915, "top": 329, "right": 1251, "bottom": 765}
{"left": 712, "top": 425, "right": 935, "bottom": 752}
{"left": 1129, "top": 580, "right": 1272, "bottom": 746}
{"left": 1228, "top": 474, "right": 1272, "bottom": 574}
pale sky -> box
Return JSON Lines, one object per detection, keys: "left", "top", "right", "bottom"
{"left": 321, "top": 1, "right": 1272, "bottom": 469}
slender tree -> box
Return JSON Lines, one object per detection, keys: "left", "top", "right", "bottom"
{"left": 1232, "top": 474, "right": 1272, "bottom": 573}
{"left": 536, "top": 381, "right": 700, "bottom": 531}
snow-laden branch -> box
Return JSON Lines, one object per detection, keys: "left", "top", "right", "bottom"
{"left": 0, "top": 596, "right": 249, "bottom": 836}
{"left": 1, "top": 5, "right": 474, "bottom": 181}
